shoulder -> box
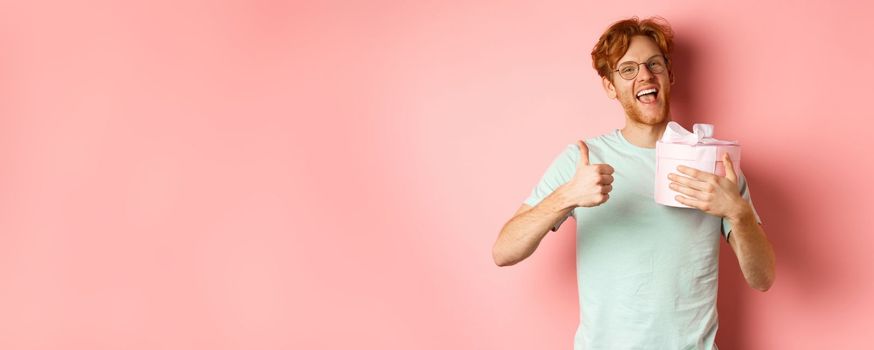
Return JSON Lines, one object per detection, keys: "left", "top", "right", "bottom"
{"left": 576, "top": 130, "right": 620, "bottom": 161}
{"left": 548, "top": 131, "right": 618, "bottom": 163}
{"left": 581, "top": 130, "right": 619, "bottom": 148}
{"left": 551, "top": 143, "right": 581, "bottom": 167}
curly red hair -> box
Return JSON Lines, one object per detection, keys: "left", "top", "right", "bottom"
{"left": 591, "top": 17, "right": 674, "bottom": 82}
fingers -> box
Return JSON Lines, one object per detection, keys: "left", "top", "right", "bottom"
{"left": 595, "top": 164, "right": 615, "bottom": 175}
{"left": 669, "top": 181, "right": 709, "bottom": 200}
{"left": 577, "top": 140, "right": 590, "bottom": 167}
{"left": 723, "top": 153, "right": 738, "bottom": 184}
{"left": 675, "top": 195, "right": 705, "bottom": 210}
{"left": 576, "top": 140, "right": 614, "bottom": 174}
{"left": 668, "top": 173, "right": 710, "bottom": 191}
{"left": 677, "top": 165, "right": 717, "bottom": 182}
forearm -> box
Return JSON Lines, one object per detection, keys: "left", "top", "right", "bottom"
{"left": 493, "top": 187, "right": 575, "bottom": 266}
{"left": 728, "top": 204, "right": 776, "bottom": 291}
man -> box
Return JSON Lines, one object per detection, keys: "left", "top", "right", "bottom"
{"left": 492, "top": 17, "right": 775, "bottom": 349}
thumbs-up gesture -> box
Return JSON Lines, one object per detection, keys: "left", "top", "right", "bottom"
{"left": 668, "top": 153, "right": 750, "bottom": 220}
{"left": 560, "top": 140, "right": 615, "bottom": 208}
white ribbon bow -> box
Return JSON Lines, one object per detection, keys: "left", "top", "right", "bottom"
{"left": 660, "top": 121, "right": 737, "bottom": 145}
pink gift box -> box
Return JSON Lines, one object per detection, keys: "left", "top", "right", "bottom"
{"left": 655, "top": 122, "right": 741, "bottom": 208}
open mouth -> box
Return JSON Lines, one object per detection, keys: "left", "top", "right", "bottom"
{"left": 636, "top": 88, "right": 658, "bottom": 104}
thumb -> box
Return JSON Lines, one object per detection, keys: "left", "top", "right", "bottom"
{"left": 723, "top": 153, "right": 738, "bottom": 184}
{"left": 577, "top": 140, "right": 590, "bottom": 167}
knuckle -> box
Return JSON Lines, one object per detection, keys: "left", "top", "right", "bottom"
{"left": 596, "top": 164, "right": 612, "bottom": 174}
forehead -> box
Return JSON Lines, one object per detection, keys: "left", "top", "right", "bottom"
{"left": 617, "top": 35, "right": 663, "bottom": 63}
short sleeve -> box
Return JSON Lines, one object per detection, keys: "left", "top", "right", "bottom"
{"left": 721, "top": 168, "right": 763, "bottom": 240}
{"left": 523, "top": 144, "right": 580, "bottom": 232}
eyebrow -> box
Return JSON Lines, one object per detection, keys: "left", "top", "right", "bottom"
{"left": 617, "top": 54, "right": 664, "bottom": 66}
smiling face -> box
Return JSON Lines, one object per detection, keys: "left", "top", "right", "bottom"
{"left": 602, "top": 35, "right": 673, "bottom": 126}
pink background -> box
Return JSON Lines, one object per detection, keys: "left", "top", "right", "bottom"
{"left": 1, "top": 1, "right": 872, "bottom": 349}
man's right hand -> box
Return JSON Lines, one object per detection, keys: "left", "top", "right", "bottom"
{"left": 560, "top": 140, "right": 615, "bottom": 208}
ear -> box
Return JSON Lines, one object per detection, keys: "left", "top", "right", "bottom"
{"left": 669, "top": 69, "right": 675, "bottom": 85}
{"left": 602, "top": 76, "right": 617, "bottom": 99}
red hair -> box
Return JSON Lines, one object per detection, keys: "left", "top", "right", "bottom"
{"left": 591, "top": 17, "right": 674, "bottom": 82}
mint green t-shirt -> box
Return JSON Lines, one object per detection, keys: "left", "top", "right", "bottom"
{"left": 524, "top": 129, "right": 761, "bottom": 350}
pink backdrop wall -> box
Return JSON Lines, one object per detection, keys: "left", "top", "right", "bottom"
{"left": 2, "top": 1, "right": 872, "bottom": 349}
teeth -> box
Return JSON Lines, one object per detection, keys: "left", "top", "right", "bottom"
{"left": 636, "top": 88, "right": 657, "bottom": 97}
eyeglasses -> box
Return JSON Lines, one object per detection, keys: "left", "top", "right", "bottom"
{"left": 613, "top": 56, "right": 668, "bottom": 80}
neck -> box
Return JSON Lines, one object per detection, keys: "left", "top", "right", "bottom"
{"left": 621, "top": 117, "right": 670, "bottom": 149}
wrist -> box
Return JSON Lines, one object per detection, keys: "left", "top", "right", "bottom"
{"left": 552, "top": 184, "right": 578, "bottom": 211}
{"left": 727, "top": 200, "right": 754, "bottom": 225}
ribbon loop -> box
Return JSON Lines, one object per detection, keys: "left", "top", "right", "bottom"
{"left": 660, "top": 121, "right": 737, "bottom": 145}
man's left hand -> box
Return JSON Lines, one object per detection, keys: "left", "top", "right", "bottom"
{"left": 668, "top": 153, "right": 750, "bottom": 220}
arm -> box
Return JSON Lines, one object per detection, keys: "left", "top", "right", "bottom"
{"left": 726, "top": 205, "right": 776, "bottom": 291}
{"left": 669, "top": 153, "right": 776, "bottom": 291}
{"left": 492, "top": 189, "right": 575, "bottom": 267}
{"left": 492, "top": 141, "right": 614, "bottom": 267}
